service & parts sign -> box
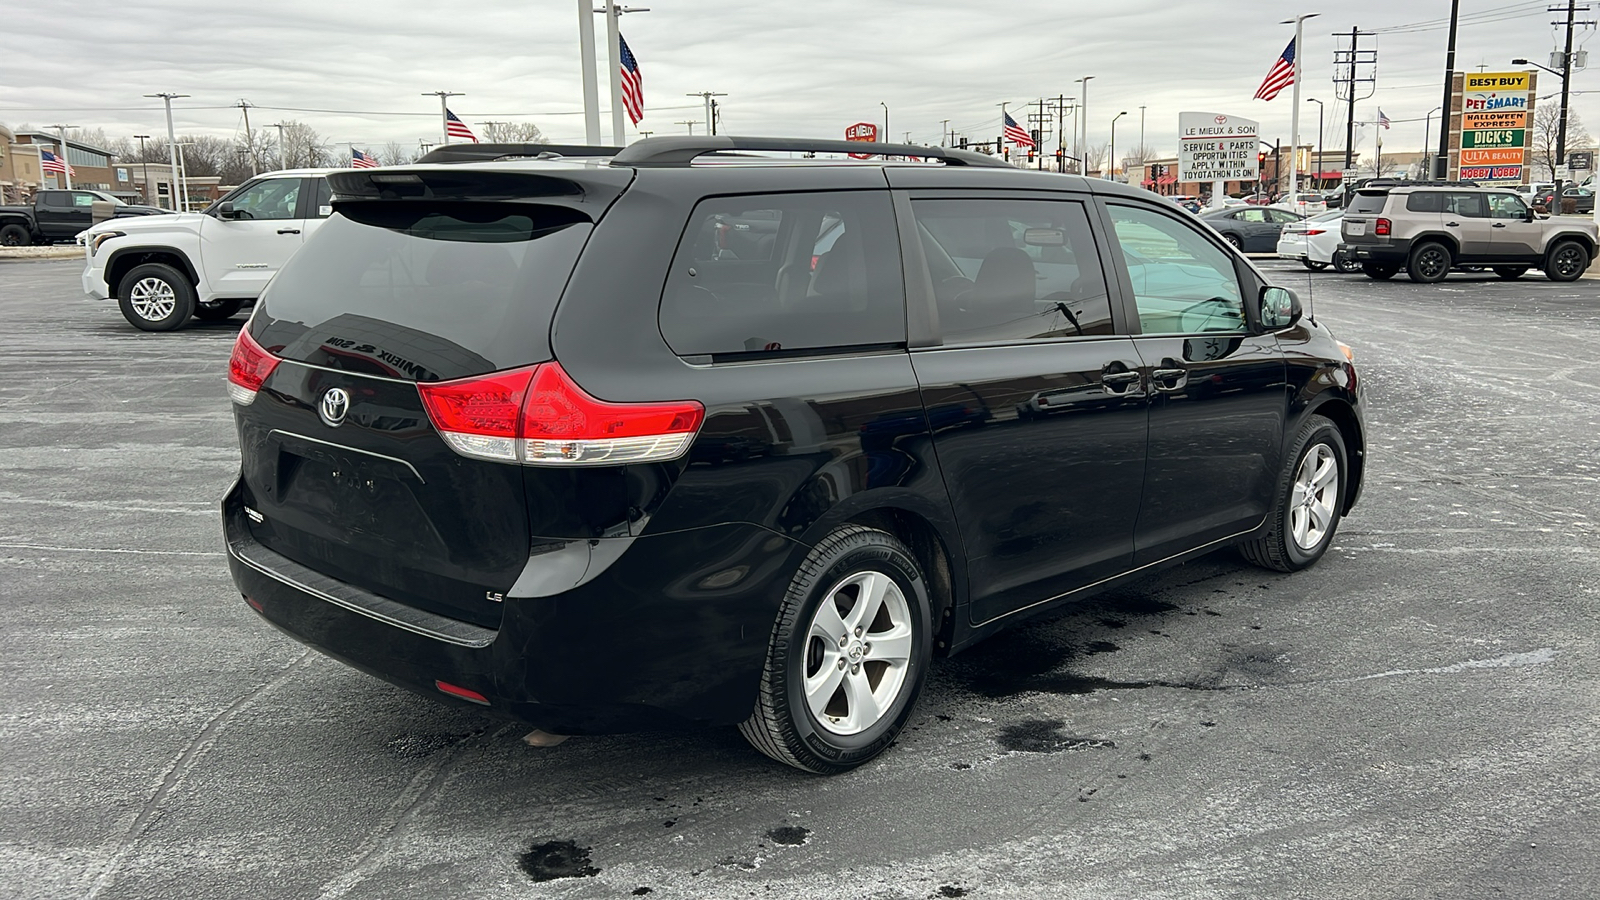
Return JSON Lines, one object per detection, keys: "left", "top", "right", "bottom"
{"left": 1178, "top": 112, "right": 1260, "bottom": 183}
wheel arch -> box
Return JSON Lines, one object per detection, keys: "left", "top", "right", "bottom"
{"left": 1409, "top": 232, "right": 1459, "bottom": 258}
{"left": 105, "top": 246, "right": 200, "bottom": 293}
{"left": 1302, "top": 395, "right": 1364, "bottom": 514}
{"left": 1547, "top": 231, "right": 1596, "bottom": 259}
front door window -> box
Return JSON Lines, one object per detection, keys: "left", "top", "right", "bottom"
{"left": 1107, "top": 204, "right": 1246, "bottom": 335}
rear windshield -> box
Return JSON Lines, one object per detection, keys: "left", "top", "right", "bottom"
{"left": 251, "top": 202, "right": 590, "bottom": 381}
{"left": 1346, "top": 191, "right": 1389, "bottom": 214}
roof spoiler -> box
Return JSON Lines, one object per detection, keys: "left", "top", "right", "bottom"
{"left": 609, "top": 135, "right": 1014, "bottom": 168}
{"left": 415, "top": 143, "right": 623, "bottom": 165}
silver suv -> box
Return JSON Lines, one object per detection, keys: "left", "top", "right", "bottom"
{"left": 1339, "top": 184, "right": 1598, "bottom": 283}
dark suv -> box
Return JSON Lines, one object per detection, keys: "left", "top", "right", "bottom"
{"left": 224, "top": 137, "right": 1364, "bottom": 773}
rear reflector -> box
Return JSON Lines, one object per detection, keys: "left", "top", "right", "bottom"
{"left": 418, "top": 362, "right": 704, "bottom": 467}
{"left": 243, "top": 595, "right": 264, "bottom": 612}
{"left": 435, "top": 680, "right": 490, "bottom": 705}
{"left": 227, "top": 327, "right": 281, "bottom": 406}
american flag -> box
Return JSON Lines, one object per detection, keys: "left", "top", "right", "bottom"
{"left": 445, "top": 109, "right": 478, "bottom": 143}
{"left": 1003, "top": 111, "right": 1035, "bottom": 148}
{"left": 351, "top": 148, "right": 378, "bottom": 168}
{"left": 1253, "top": 38, "right": 1296, "bottom": 101}
{"left": 619, "top": 33, "right": 644, "bottom": 125}
{"left": 1378, "top": 109, "right": 1391, "bottom": 129}
{"left": 40, "top": 149, "right": 75, "bottom": 176}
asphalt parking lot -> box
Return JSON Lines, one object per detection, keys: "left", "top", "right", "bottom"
{"left": 2, "top": 256, "right": 1597, "bottom": 900}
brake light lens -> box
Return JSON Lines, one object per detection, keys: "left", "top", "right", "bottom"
{"left": 1374, "top": 217, "right": 1392, "bottom": 236}
{"left": 227, "top": 327, "right": 281, "bottom": 406}
{"left": 417, "top": 362, "right": 705, "bottom": 466}
{"left": 1303, "top": 228, "right": 1325, "bottom": 236}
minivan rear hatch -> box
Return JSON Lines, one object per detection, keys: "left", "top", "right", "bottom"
{"left": 233, "top": 166, "right": 630, "bottom": 628}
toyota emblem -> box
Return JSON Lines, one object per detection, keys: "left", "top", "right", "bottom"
{"left": 319, "top": 387, "right": 350, "bottom": 427}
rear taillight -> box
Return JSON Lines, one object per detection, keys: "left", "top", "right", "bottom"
{"left": 418, "top": 362, "right": 704, "bottom": 467}
{"left": 1303, "top": 228, "right": 1325, "bottom": 236}
{"left": 227, "top": 327, "right": 280, "bottom": 406}
{"left": 1375, "top": 217, "right": 1392, "bottom": 236}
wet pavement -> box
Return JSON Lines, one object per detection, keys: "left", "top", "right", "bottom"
{"left": 1, "top": 257, "right": 1597, "bottom": 899}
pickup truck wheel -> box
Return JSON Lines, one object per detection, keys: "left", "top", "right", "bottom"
{"left": 193, "top": 298, "right": 245, "bottom": 321}
{"left": 0, "top": 224, "right": 30, "bottom": 247}
{"left": 1493, "top": 266, "right": 1528, "bottom": 280}
{"left": 738, "top": 526, "right": 932, "bottom": 774}
{"left": 1406, "top": 241, "right": 1451, "bottom": 283}
{"left": 117, "top": 263, "right": 196, "bottom": 332}
{"left": 1361, "top": 262, "right": 1398, "bottom": 280}
{"left": 1544, "top": 240, "right": 1589, "bottom": 282}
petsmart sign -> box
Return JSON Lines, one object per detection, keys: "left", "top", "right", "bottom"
{"left": 1178, "top": 112, "right": 1260, "bottom": 183}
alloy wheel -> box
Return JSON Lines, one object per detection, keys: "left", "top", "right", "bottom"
{"left": 128, "top": 277, "right": 177, "bottom": 321}
{"left": 1417, "top": 248, "right": 1448, "bottom": 280}
{"left": 802, "top": 570, "right": 914, "bottom": 736}
{"left": 1552, "top": 246, "right": 1585, "bottom": 279}
{"left": 1290, "top": 443, "right": 1339, "bottom": 551}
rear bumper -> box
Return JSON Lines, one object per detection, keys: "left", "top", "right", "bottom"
{"left": 223, "top": 478, "right": 804, "bottom": 734}
{"left": 1339, "top": 239, "right": 1411, "bottom": 265}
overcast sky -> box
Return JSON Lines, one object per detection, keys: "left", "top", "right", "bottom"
{"left": 4, "top": 0, "right": 1597, "bottom": 161}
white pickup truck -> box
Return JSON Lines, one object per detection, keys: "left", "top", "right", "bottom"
{"left": 80, "top": 169, "right": 338, "bottom": 330}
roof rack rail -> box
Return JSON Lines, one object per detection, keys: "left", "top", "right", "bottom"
{"left": 416, "top": 143, "right": 622, "bottom": 165}
{"left": 609, "top": 135, "right": 1014, "bottom": 169}
{"left": 1356, "top": 178, "right": 1480, "bottom": 189}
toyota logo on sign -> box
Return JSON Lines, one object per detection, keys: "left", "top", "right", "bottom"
{"left": 319, "top": 387, "right": 350, "bottom": 428}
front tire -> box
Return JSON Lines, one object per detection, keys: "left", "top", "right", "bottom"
{"left": 1240, "top": 414, "right": 1348, "bottom": 573}
{"left": 0, "top": 223, "right": 30, "bottom": 247}
{"left": 1301, "top": 259, "right": 1329, "bottom": 271}
{"left": 739, "top": 526, "right": 932, "bottom": 774}
{"left": 1544, "top": 240, "right": 1590, "bottom": 282}
{"left": 1406, "top": 241, "right": 1452, "bottom": 283}
{"left": 117, "top": 263, "right": 196, "bottom": 331}
{"left": 193, "top": 298, "right": 245, "bottom": 321}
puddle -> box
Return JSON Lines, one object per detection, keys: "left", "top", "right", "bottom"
{"left": 939, "top": 887, "right": 969, "bottom": 898}
{"left": 766, "top": 825, "right": 810, "bottom": 846}
{"left": 518, "top": 840, "right": 600, "bottom": 882}
{"left": 996, "top": 719, "right": 1116, "bottom": 753}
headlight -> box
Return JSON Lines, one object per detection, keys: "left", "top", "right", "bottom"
{"left": 89, "top": 231, "right": 126, "bottom": 256}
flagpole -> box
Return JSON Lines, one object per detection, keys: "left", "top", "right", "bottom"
{"left": 1283, "top": 13, "right": 1319, "bottom": 210}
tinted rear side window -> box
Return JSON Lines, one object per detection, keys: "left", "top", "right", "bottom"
{"left": 659, "top": 191, "right": 904, "bottom": 357}
{"left": 1347, "top": 191, "right": 1388, "bottom": 214}
{"left": 1405, "top": 192, "right": 1444, "bottom": 212}
{"left": 251, "top": 202, "right": 591, "bottom": 381}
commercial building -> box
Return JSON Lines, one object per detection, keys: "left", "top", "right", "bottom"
{"left": 0, "top": 127, "right": 139, "bottom": 202}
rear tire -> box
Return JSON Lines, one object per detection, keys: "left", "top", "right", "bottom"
{"left": 1361, "top": 262, "right": 1398, "bottom": 280}
{"left": 1493, "top": 266, "right": 1528, "bottom": 280}
{"left": 0, "top": 223, "right": 30, "bottom": 247}
{"left": 193, "top": 298, "right": 245, "bottom": 321}
{"left": 1240, "top": 414, "right": 1348, "bottom": 573}
{"left": 1406, "top": 241, "right": 1451, "bottom": 283}
{"left": 1544, "top": 240, "right": 1589, "bottom": 282}
{"left": 1223, "top": 233, "right": 1244, "bottom": 251}
{"left": 117, "top": 263, "right": 196, "bottom": 331}
{"left": 1301, "top": 259, "right": 1329, "bottom": 271}
{"left": 1333, "top": 250, "right": 1361, "bottom": 274}
{"left": 739, "top": 526, "right": 932, "bottom": 774}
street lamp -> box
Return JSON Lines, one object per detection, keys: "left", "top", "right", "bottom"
{"left": 1108, "top": 111, "right": 1128, "bottom": 180}
{"left": 132, "top": 134, "right": 151, "bottom": 204}
{"left": 1306, "top": 99, "right": 1325, "bottom": 192}
{"left": 1515, "top": 55, "right": 1573, "bottom": 197}
{"left": 1075, "top": 76, "right": 1094, "bottom": 172}
{"left": 1422, "top": 106, "right": 1442, "bottom": 181}
{"left": 880, "top": 102, "right": 889, "bottom": 141}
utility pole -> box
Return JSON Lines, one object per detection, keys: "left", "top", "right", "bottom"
{"left": 1437, "top": 1, "right": 1461, "bottom": 178}
{"left": 1332, "top": 27, "right": 1376, "bottom": 176}
{"left": 676, "top": 120, "right": 699, "bottom": 135}
{"left": 601, "top": 2, "right": 650, "bottom": 145}
{"left": 940, "top": 119, "right": 950, "bottom": 146}
{"left": 132, "top": 134, "right": 151, "bottom": 202}
{"left": 236, "top": 100, "right": 258, "bottom": 175}
{"left": 144, "top": 92, "right": 188, "bottom": 211}
{"left": 1552, "top": 0, "right": 1591, "bottom": 204}
{"left": 1139, "top": 104, "right": 1146, "bottom": 160}
{"left": 273, "top": 123, "right": 289, "bottom": 168}
{"left": 1076, "top": 76, "right": 1094, "bottom": 173}
{"left": 577, "top": 0, "right": 601, "bottom": 144}
{"left": 49, "top": 123, "right": 76, "bottom": 189}
{"left": 686, "top": 92, "right": 727, "bottom": 137}
{"left": 1308, "top": 98, "right": 1325, "bottom": 190}
{"left": 1055, "top": 96, "right": 1074, "bottom": 173}
{"left": 422, "top": 90, "right": 463, "bottom": 145}
{"left": 1027, "top": 97, "right": 1054, "bottom": 170}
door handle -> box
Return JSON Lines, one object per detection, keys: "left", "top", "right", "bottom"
{"left": 1151, "top": 361, "right": 1189, "bottom": 392}
{"left": 1445, "top": 221, "right": 1460, "bottom": 227}
{"left": 1492, "top": 222, "right": 1507, "bottom": 228}
{"left": 1100, "top": 368, "right": 1140, "bottom": 394}
{"left": 277, "top": 228, "right": 301, "bottom": 235}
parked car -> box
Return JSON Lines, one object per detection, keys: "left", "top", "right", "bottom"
{"left": 1277, "top": 210, "right": 1359, "bottom": 272}
{"left": 79, "top": 169, "right": 338, "bottom": 330}
{"left": 1199, "top": 205, "right": 1305, "bottom": 252}
{"left": 1531, "top": 187, "right": 1595, "bottom": 214}
{"left": 1340, "top": 183, "right": 1598, "bottom": 282}
{"left": 223, "top": 136, "right": 1364, "bottom": 774}
{"left": 0, "top": 189, "right": 165, "bottom": 246}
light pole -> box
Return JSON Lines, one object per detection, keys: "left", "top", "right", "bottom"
{"left": 686, "top": 92, "right": 727, "bottom": 137}
{"left": 274, "top": 123, "right": 289, "bottom": 168}
{"left": 1307, "top": 98, "right": 1325, "bottom": 191}
{"left": 1108, "top": 111, "right": 1128, "bottom": 181}
{"left": 132, "top": 134, "right": 151, "bottom": 202}
{"left": 577, "top": 0, "right": 601, "bottom": 144}
{"left": 422, "top": 91, "right": 463, "bottom": 145}
{"left": 1422, "top": 105, "right": 1442, "bottom": 180}
{"left": 49, "top": 123, "right": 77, "bottom": 189}
{"left": 1075, "top": 76, "right": 1094, "bottom": 172}
{"left": 144, "top": 93, "right": 188, "bottom": 211}
{"left": 1280, "top": 13, "right": 1320, "bottom": 208}
{"left": 1515, "top": 54, "right": 1573, "bottom": 198}
{"left": 1139, "top": 104, "right": 1146, "bottom": 160}
{"left": 880, "top": 102, "right": 889, "bottom": 141}
{"left": 601, "top": 2, "right": 650, "bottom": 145}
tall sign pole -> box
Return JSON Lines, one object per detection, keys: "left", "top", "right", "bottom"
{"left": 144, "top": 92, "right": 188, "bottom": 211}
{"left": 1436, "top": 0, "right": 1461, "bottom": 177}
{"left": 578, "top": 0, "right": 602, "bottom": 144}
{"left": 1283, "top": 14, "right": 1318, "bottom": 208}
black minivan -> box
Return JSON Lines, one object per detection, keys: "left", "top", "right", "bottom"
{"left": 224, "top": 137, "right": 1363, "bottom": 773}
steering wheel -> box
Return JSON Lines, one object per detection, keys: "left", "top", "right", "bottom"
{"left": 1179, "top": 297, "right": 1243, "bottom": 333}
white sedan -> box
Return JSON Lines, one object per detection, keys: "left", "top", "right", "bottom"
{"left": 1276, "top": 210, "right": 1359, "bottom": 272}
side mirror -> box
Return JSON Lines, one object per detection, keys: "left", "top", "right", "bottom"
{"left": 1259, "top": 285, "right": 1302, "bottom": 331}
{"left": 1525, "top": 207, "right": 1537, "bottom": 222}
{"left": 217, "top": 201, "right": 238, "bottom": 219}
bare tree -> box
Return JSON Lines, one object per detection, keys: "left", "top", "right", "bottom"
{"left": 275, "top": 121, "right": 330, "bottom": 169}
{"left": 381, "top": 141, "right": 414, "bottom": 166}
{"left": 478, "top": 121, "right": 549, "bottom": 144}
{"left": 1530, "top": 103, "right": 1588, "bottom": 180}
{"left": 1082, "top": 142, "right": 1109, "bottom": 176}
